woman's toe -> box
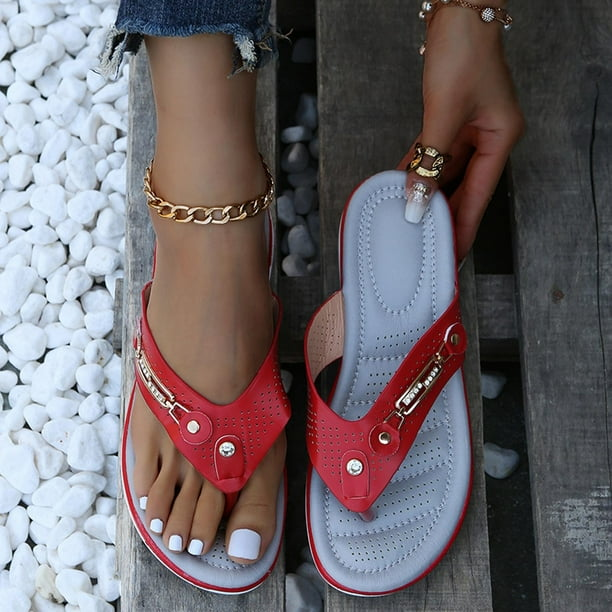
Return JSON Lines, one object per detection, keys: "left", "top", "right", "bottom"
{"left": 187, "top": 480, "right": 225, "bottom": 556}
{"left": 145, "top": 464, "right": 179, "bottom": 536}
{"left": 162, "top": 468, "right": 201, "bottom": 552}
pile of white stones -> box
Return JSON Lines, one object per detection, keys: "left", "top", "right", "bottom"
{"left": 278, "top": 37, "right": 320, "bottom": 278}
{"left": 0, "top": 1, "right": 126, "bottom": 610}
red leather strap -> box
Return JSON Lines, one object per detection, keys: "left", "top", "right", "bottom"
{"left": 305, "top": 289, "right": 466, "bottom": 512}
{"left": 134, "top": 283, "right": 291, "bottom": 495}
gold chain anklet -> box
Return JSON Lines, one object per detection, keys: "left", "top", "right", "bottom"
{"left": 143, "top": 156, "right": 275, "bottom": 225}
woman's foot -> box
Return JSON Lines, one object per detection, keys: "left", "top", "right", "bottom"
{"left": 131, "top": 157, "right": 286, "bottom": 564}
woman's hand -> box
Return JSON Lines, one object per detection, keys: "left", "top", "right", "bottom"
{"left": 406, "top": 6, "right": 524, "bottom": 260}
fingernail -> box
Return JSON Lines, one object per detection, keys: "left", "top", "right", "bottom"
{"left": 227, "top": 529, "right": 261, "bottom": 561}
{"left": 139, "top": 496, "right": 148, "bottom": 510}
{"left": 405, "top": 181, "right": 432, "bottom": 223}
{"left": 150, "top": 518, "right": 164, "bottom": 534}
{"left": 187, "top": 539, "right": 204, "bottom": 556}
{"left": 168, "top": 534, "right": 183, "bottom": 552}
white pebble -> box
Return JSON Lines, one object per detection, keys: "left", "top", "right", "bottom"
{"left": 0, "top": 265, "right": 37, "bottom": 315}
{"left": 285, "top": 573, "right": 323, "bottom": 612}
{"left": 96, "top": 207, "right": 123, "bottom": 238}
{"left": 483, "top": 442, "right": 520, "bottom": 479}
{"left": 8, "top": 385, "right": 30, "bottom": 410}
{"left": 102, "top": 457, "right": 118, "bottom": 498}
{"left": 33, "top": 242, "right": 67, "bottom": 278}
{"left": 46, "top": 517, "right": 76, "bottom": 551}
{"left": 0, "top": 526, "right": 11, "bottom": 567}
{"left": 69, "top": 329, "right": 92, "bottom": 351}
{"left": 57, "top": 77, "right": 87, "bottom": 106}
{"left": 85, "top": 246, "right": 119, "bottom": 276}
{"left": 53, "top": 485, "right": 96, "bottom": 519}
{"left": 0, "top": 476, "right": 21, "bottom": 513}
{"left": 295, "top": 93, "right": 318, "bottom": 129}
{"left": 96, "top": 546, "right": 119, "bottom": 602}
{"left": 59, "top": 301, "right": 84, "bottom": 329}
{"left": 288, "top": 224, "right": 316, "bottom": 259}
{"left": 55, "top": 218, "right": 82, "bottom": 244}
{"left": 32, "top": 478, "right": 70, "bottom": 509}
{"left": 34, "top": 445, "right": 66, "bottom": 482}
{"left": 83, "top": 340, "right": 113, "bottom": 367}
{"left": 67, "top": 424, "right": 104, "bottom": 472}
{"left": 294, "top": 187, "right": 317, "bottom": 216}
{"left": 0, "top": 586, "right": 30, "bottom": 612}
{"left": 3, "top": 322, "right": 47, "bottom": 361}
{"left": 7, "top": 18, "right": 33, "bottom": 49}
{"left": 0, "top": 370, "right": 17, "bottom": 393}
{"left": 281, "top": 125, "right": 313, "bottom": 143}
{"left": 77, "top": 591, "right": 114, "bottom": 612}
{"left": 93, "top": 415, "right": 119, "bottom": 455}
{"left": 34, "top": 564, "right": 64, "bottom": 605}
{"left": 77, "top": 395, "right": 103, "bottom": 424}
{"left": 44, "top": 323, "right": 73, "bottom": 350}
{"left": 103, "top": 397, "right": 120, "bottom": 417}
{"left": 55, "top": 569, "right": 92, "bottom": 606}
{"left": 81, "top": 289, "right": 113, "bottom": 313}
{"left": 46, "top": 397, "right": 78, "bottom": 420}
{"left": 30, "top": 184, "right": 67, "bottom": 222}
{"left": 9, "top": 543, "right": 38, "bottom": 598}
{"left": 45, "top": 269, "right": 68, "bottom": 304}
{"left": 277, "top": 194, "right": 297, "bottom": 227}
{"left": 66, "top": 147, "right": 97, "bottom": 191}
{"left": 100, "top": 355, "right": 120, "bottom": 398}
{"left": 0, "top": 444, "right": 39, "bottom": 494}
{"left": 47, "top": 95, "right": 79, "bottom": 128}
{"left": 83, "top": 310, "right": 114, "bottom": 340}
{"left": 4, "top": 402, "right": 25, "bottom": 431}
{"left": 75, "top": 364, "right": 105, "bottom": 394}
{"left": 282, "top": 142, "right": 310, "bottom": 174}
{"left": 57, "top": 532, "right": 95, "bottom": 567}
{"left": 24, "top": 403, "right": 48, "bottom": 432}
{"left": 69, "top": 229, "right": 93, "bottom": 262}
{"left": 67, "top": 472, "right": 106, "bottom": 495}
{"left": 83, "top": 515, "right": 112, "bottom": 544}
{"left": 67, "top": 191, "right": 107, "bottom": 225}
{"left": 24, "top": 225, "right": 57, "bottom": 245}
{"left": 6, "top": 506, "right": 29, "bottom": 550}
{"left": 47, "top": 21, "right": 86, "bottom": 55}
{"left": 8, "top": 154, "right": 34, "bottom": 189}
{"left": 481, "top": 371, "right": 508, "bottom": 399}
{"left": 16, "top": 124, "right": 41, "bottom": 155}
{"left": 63, "top": 266, "right": 93, "bottom": 301}
{"left": 42, "top": 418, "right": 77, "bottom": 454}
{"left": 39, "top": 129, "right": 71, "bottom": 167}
{"left": 95, "top": 498, "right": 115, "bottom": 518}
{"left": 282, "top": 253, "right": 308, "bottom": 277}
{"left": 27, "top": 506, "right": 59, "bottom": 529}
{"left": 11, "top": 44, "right": 52, "bottom": 82}
{"left": 288, "top": 167, "right": 318, "bottom": 188}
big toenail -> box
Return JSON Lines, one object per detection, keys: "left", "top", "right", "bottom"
{"left": 139, "top": 496, "right": 148, "bottom": 510}
{"left": 227, "top": 529, "right": 261, "bottom": 560}
{"left": 168, "top": 535, "right": 183, "bottom": 552}
{"left": 187, "top": 539, "right": 204, "bottom": 556}
{"left": 150, "top": 519, "right": 164, "bottom": 534}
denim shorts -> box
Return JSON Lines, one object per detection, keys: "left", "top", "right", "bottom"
{"left": 99, "top": 0, "right": 276, "bottom": 79}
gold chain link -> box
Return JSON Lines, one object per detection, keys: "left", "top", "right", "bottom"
{"left": 143, "top": 156, "right": 275, "bottom": 225}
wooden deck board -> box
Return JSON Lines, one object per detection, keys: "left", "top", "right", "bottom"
{"left": 118, "top": 37, "right": 285, "bottom": 610}
{"left": 508, "top": 2, "right": 612, "bottom": 609}
{"left": 317, "top": 2, "right": 492, "bottom": 609}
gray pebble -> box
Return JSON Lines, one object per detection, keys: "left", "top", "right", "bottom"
{"left": 296, "top": 562, "right": 326, "bottom": 599}
{"left": 484, "top": 442, "right": 519, "bottom": 479}
{"left": 288, "top": 167, "right": 318, "bottom": 189}
{"left": 296, "top": 93, "right": 318, "bottom": 130}
{"left": 294, "top": 187, "right": 317, "bottom": 216}
{"left": 280, "top": 231, "right": 290, "bottom": 256}
{"left": 282, "top": 142, "right": 310, "bottom": 174}
{"left": 281, "top": 125, "right": 313, "bottom": 144}
{"left": 481, "top": 371, "right": 508, "bottom": 399}
{"left": 306, "top": 260, "right": 320, "bottom": 276}
{"left": 277, "top": 194, "right": 297, "bottom": 227}
{"left": 285, "top": 573, "right": 323, "bottom": 612}
{"left": 282, "top": 254, "right": 308, "bottom": 277}
{"left": 292, "top": 38, "right": 316, "bottom": 64}
{"left": 288, "top": 225, "right": 316, "bottom": 259}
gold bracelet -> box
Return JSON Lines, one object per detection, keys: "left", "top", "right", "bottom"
{"left": 143, "top": 156, "right": 275, "bottom": 225}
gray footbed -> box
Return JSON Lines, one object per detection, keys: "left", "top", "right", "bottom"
{"left": 307, "top": 171, "right": 471, "bottom": 595}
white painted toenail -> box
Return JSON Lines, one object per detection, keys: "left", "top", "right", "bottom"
{"left": 150, "top": 518, "right": 164, "bottom": 534}
{"left": 168, "top": 534, "right": 182, "bottom": 552}
{"left": 227, "top": 529, "right": 261, "bottom": 560}
{"left": 139, "top": 496, "right": 148, "bottom": 510}
{"left": 187, "top": 539, "right": 204, "bottom": 556}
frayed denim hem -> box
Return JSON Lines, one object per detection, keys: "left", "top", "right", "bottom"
{"left": 97, "top": 21, "right": 280, "bottom": 80}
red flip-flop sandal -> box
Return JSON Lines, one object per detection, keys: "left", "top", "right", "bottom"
{"left": 121, "top": 213, "right": 291, "bottom": 594}
{"left": 305, "top": 169, "right": 471, "bottom": 596}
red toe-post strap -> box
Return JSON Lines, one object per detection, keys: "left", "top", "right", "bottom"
{"left": 134, "top": 283, "right": 291, "bottom": 495}
{"left": 305, "top": 290, "right": 466, "bottom": 513}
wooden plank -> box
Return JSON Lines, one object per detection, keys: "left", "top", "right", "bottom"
{"left": 118, "top": 26, "right": 285, "bottom": 610}
{"left": 476, "top": 274, "right": 518, "bottom": 360}
{"left": 507, "top": 2, "right": 612, "bottom": 609}
{"left": 317, "top": 1, "right": 492, "bottom": 609}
